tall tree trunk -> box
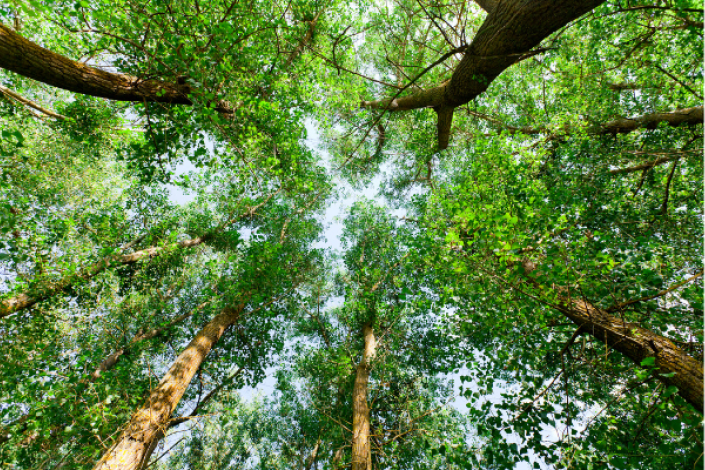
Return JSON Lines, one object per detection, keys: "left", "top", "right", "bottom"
{"left": 351, "top": 323, "right": 377, "bottom": 470}
{"left": 0, "top": 25, "right": 232, "bottom": 112}
{"left": 92, "top": 304, "right": 243, "bottom": 470}
{"left": 126, "top": 364, "right": 247, "bottom": 468}
{"left": 555, "top": 294, "right": 703, "bottom": 413}
{"left": 362, "top": 0, "right": 607, "bottom": 148}
{"left": 520, "top": 261, "right": 703, "bottom": 413}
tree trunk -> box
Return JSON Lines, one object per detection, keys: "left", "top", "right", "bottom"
{"left": 518, "top": 258, "right": 703, "bottom": 412}
{"left": 304, "top": 438, "right": 321, "bottom": 470}
{"left": 0, "top": 25, "right": 232, "bottom": 113}
{"left": 362, "top": 0, "right": 607, "bottom": 148}
{"left": 92, "top": 304, "right": 243, "bottom": 470}
{"left": 0, "top": 235, "right": 209, "bottom": 320}
{"left": 555, "top": 294, "right": 703, "bottom": 413}
{"left": 88, "top": 301, "right": 207, "bottom": 381}
{"left": 351, "top": 323, "right": 376, "bottom": 470}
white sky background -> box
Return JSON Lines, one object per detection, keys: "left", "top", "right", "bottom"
{"left": 165, "top": 119, "right": 552, "bottom": 470}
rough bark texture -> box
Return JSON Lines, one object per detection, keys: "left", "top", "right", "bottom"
{"left": 556, "top": 295, "right": 703, "bottom": 413}
{"left": 473, "top": 0, "right": 498, "bottom": 14}
{"left": 467, "top": 105, "right": 703, "bottom": 136}
{"left": 595, "top": 106, "right": 703, "bottom": 134}
{"left": 136, "top": 365, "right": 246, "bottom": 468}
{"left": 0, "top": 25, "right": 232, "bottom": 113}
{"left": 351, "top": 323, "right": 376, "bottom": 470}
{"left": 519, "top": 259, "right": 703, "bottom": 412}
{"left": 92, "top": 304, "right": 243, "bottom": 470}
{"left": 0, "top": 236, "right": 209, "bottom": 320}
{"left": 436, "top": 106, "right": 454, "bottom": 151}
{"left": 362, "top": 0, "right": 607, "bottom": 148}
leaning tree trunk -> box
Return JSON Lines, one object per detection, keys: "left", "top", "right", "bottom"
{"left": 0, "top": 25, "right": 232, "bottom": 112}
{"left": 555, "top": 294, "right": 703, "bottom": 413}
{"left": 92, "top": 304, "right": 243, "bottom": 470}
{"left": 0, "top": 235, "right": 209, "bottom": 320}
{"left": 1, "top": 185, "right": 281, "bottom": 319}
{"left": 351, "top": 323, "right": 377, "bottom": 470}
{"left": 517, "top": 258, "right": 703, "bottom": 412}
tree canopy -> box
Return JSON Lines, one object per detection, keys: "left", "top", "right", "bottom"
{"left": 0, "top": 0, "right": 702, "bottom": 469}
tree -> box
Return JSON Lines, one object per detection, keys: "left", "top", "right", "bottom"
{"left": 1, "top": 0, "right": 702, "bottom": 468}
{"left": 284, "top": 203, "right": 474, "bottom": 469}
{"left": 361, "top": 0, "right": 607, "bottom": 149}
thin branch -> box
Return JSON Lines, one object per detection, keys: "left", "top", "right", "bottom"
{"left": 607, "top": 270, "right": 704, "bottom": 312}
{"left": 0, "top": 84, "right": 66, "bottom": 119}
{"left": 659, "top": 159, "right": 679, "bottom": 215}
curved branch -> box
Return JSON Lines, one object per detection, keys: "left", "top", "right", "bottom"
{"left": 361, "top": 0, "right": 607, "bottom": 148}
{"left": 0, "top": 25, "right": 233, "bottom": 113}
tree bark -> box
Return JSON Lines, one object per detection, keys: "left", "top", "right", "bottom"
{"left": 351, "top": 323, "right": 376, "bottom": 470}
{"left": 554, "top": 293, "right": 703, "bottom": 413}
{"left": 467, "top": 105, "right": 703, "bottom": 136}
{"left": 520, "top": 261, "right": 703, "bottom": 413}
{"left": 0, "top": 305, "right": 207, "bottom": 450}
{"left": 0, "top": 25, "right": 232, "bottom": 113}
{"left": 595, "top": 106, "right": 703, "bottom": 134}
{"left": 136, "top": 365, "right": 246, "bottom": 468}
{"left": 92, "top": 304, "right": 243, "bottom": 470}
{"left": 473, "top": 0, "right": 498, "bottom": 14}
{"left": 362, "top": 0, "right": 607, "bottom": 148}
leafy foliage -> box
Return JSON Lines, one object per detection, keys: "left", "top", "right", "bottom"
{"left": 0, "top": 0, "right": 702, "bottom": 469}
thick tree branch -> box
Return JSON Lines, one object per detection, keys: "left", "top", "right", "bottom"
{"left": 0, "top": 190, "right": 279, "bottom": 319}
{"left": 608, "top": 151, "right": 695, "bottom": 175}
{"left": 88, "top": 300, "right": 212, "bottom": 381}
{"left": 516, "top": 263, "right": 703, "bottom": 413}
{"left": 596, "top": 106, "right": 703, "bottom": 134}
{"left": 473, "top": 0, "right": 498, "bottom": 14}
{"left": 555, "top": 293, "right": 703, "bottom": 413}
{"left": 0, "top": 25, "right": 233, "bottom": 113}
{"left": 362, "top": 0, "right": 607, "bottom": 149}
{"left": 468, "top": 105, "right": 703, "bottom": 137}
{"left": 0, "top": 235, "right": 209, "bottom": 319}
{"left": 435, "top": 106, "right": 454, "bottom": 150}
